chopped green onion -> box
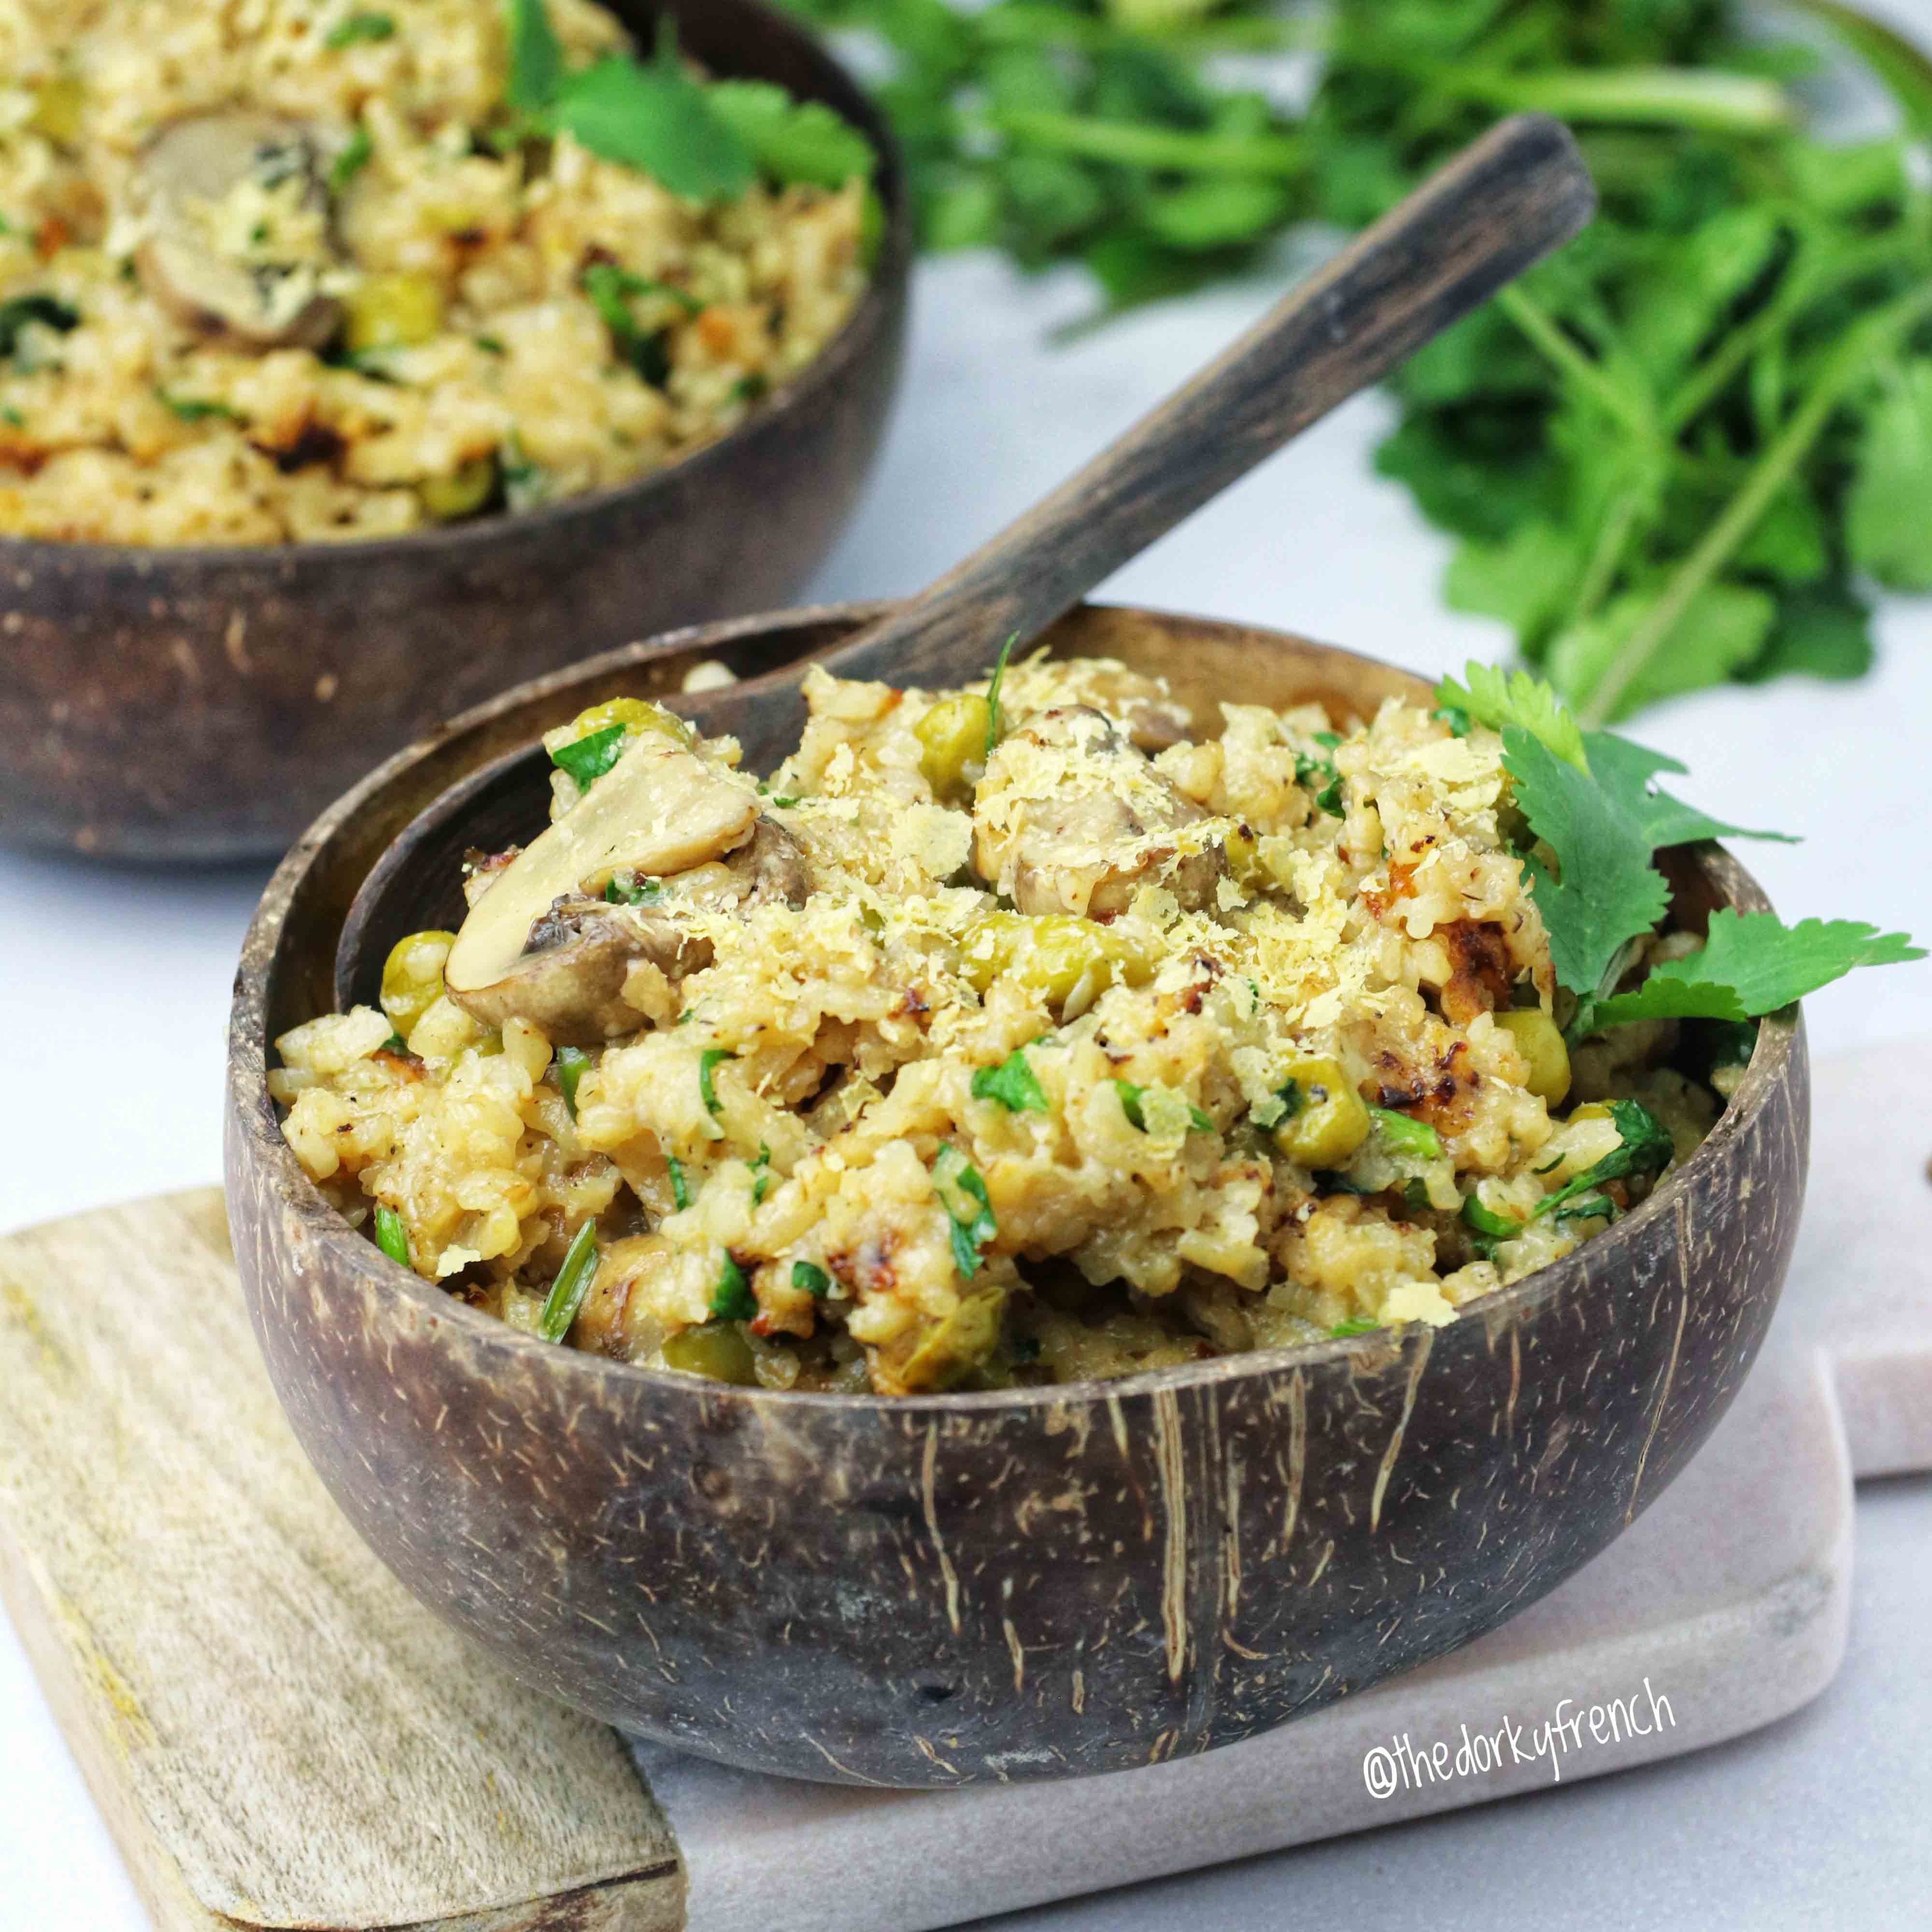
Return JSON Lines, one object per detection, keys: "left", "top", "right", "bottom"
{"left": 1371, "top": 1108, "right": 1443, "bottom": 1161}
{"left": 373, "top": 1205, "right": 410, "bottom": 1267}
{"left": 378, "top": 1031, "right": 409, "bottom": 1055}
{"left": 792, "top": 1260, "right": 831, "bottom": 1299}
{"left": 971, "top": 1046, "right": 1049, "bottom": 1114}
{"left": 555, "top": 1045, "right": 590, "bottom": 1118}
{"left": 605, "top": 870, "right": 661, "bottom": 904}
{"left": 1461, "top": 1192, "right": 1522, "bottom": 1259}
{"left": 1331, "top": 1316, "right": 1379, "bottom": 1337}
{"left": 537, "top": 1219, "right": 599, "bottom": 1343}
{"left": 710, "top": 1252, "right": 757, "bottom": 1322}
{"left": 751, "top": 1142, "right": 772, "bottom": 1204}
{"left": 667, "top": 1153, "right": 689, "bottom": 1212}
{"left": 698, "top": 1048, "right": 733, "bottom": 1118}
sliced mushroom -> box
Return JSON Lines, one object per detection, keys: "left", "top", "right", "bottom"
{"left": 445, "top": 736, "right": 801, "bottom": 1042}
{"left": 972, "top": 705, "right": 1225, "bottom": 919}
{"left": 135, "top": 113, "right": 341, "bottom": 349}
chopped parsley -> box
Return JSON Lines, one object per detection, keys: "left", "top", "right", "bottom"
{"left": 580, "top": 262, "right": 700, "bottom": 386}
{"left": 710, "top": 1252, "right": 757, "bottom": 1322}
{"left": 605, "top": 870, "right": 661, "bottom": 905}
{"left": 329, "top": 124, "right": 373, "bottom": 192}
{"left": 155, "top": 389, "right": 238, "bottom": 423}
{"left": 325, "top": 12, "right": 396, "bottom": 50}
{"left": 1114, "top": 1079, "right": 1213, "bottom": 1135}
{"left": 555, "top": 1046, "right": 590, "bottom": 1118}
{"left": 971, "top": 1045, "right": 1048, "bottom": 1114}
{"left": 698, "top": 1048, "right": 733, "bottom": 1118}
{"left": 933, "top": 1143, "right": 996, "bottom": 1279}
{"left": 1294, "top": 748, "right": 1344, "bottom": 817}
{"left": 549, "top": 722, "right": 628, "bottom": 790}
{"left": 0, "top": 294, "right": 77, "bottom": 364}
{"left": 1531, "top": 1100, "right": 1674, "bottom": 1224}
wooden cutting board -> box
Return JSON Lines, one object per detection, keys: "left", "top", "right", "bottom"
{"left": 1, "top": 1043, "right": 1927, "bottom": 1932}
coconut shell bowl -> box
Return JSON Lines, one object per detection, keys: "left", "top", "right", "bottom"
{"left": 225, "top": 118, "right": 1806, "bottom": 1787}
{"left": 224, "top": 599, "right": 1809, "bottom": 1790}
{"left": 0, "top": 0, "right": 910, "bottom": 864}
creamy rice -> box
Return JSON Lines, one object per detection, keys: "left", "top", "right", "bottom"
{"left": 274, "top": 655, "right": 1720, "bottom": 1394}
{"left": 0, "top": 0, "right": 871, "bottom": 543}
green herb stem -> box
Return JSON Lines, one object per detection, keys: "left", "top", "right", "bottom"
{"left": 986, "top": 108, "right": 1305, "bottom": 179}
{"left": 1493, "top": 285, "right": 1657, "bottom": 444}
{"left": 1432, "top": 63, "right": 1793, "bottom": 134}
{"left": 1579, "top": 277, "right": 1932, "bottom": 726}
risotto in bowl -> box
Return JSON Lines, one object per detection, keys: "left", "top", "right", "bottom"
{"left": 277, "top": 642, "right": 1739, "bottom": 1393}
{"left": 226, "top": 605, "right": 1807, "bottom": 1785}
{"left": 0, "top": 0, "right": 908, "bottom": 858}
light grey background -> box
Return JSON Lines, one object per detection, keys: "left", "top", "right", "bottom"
{"left": 2, "top": 33, "right": 1930, "bottom": 1924}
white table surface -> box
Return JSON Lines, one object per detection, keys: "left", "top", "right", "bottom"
{"left": 3, "top": 179, "right": 1929, "bottom": 1930}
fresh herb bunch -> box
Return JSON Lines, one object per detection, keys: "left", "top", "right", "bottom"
{"left": 776, "top": 0, "right": 1932, "bottom": 718}
{"left": 1437, "top": 660, "right": 1922, "bottom": 1040}
{"left": 1335, "top": 1, "right": 1932, "bottom": 724}
{"left": 774, "top": 0, "right": 1313, "bottom": 308}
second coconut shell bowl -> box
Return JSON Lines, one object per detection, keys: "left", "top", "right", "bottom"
{"left": 224, "top": 117, "right": 1810, "bottom": 1786}
{"left": 0, "top": 0, "right": 911, "bottom": 863}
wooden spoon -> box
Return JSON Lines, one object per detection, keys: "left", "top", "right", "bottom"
{"left": 674, "top": 112, "right": 1594, "bottom": 768}
{"left": 333, "top": 114, "right": 1592, "bottom": 1009}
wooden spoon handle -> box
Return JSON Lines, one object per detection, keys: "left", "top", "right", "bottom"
{"left": 682, "top": 113, "right": 1593, "bottom": 759}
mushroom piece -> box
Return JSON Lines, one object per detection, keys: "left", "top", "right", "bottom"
{"left": 134, "top": 113, "right": 342, "bottom": 350}
{"left": 972, "top": 705, "right": 1225, "bottom": 919}
{"left": 444, "top": 736, "right": 803, "bottom": 1043}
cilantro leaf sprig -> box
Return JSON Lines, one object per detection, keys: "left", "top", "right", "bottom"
{"left": 1589, "top": 911, "right": 1924, "bottom": 1028}
{"left": 1438, "top": 662, "right": 1919, "bottom": 1035}
{"left": 502, "top": 0, "right": 872, "bottom": 201}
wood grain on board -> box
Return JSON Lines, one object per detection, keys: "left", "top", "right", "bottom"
{"left": 0, "top": 1192, "right": 681, "bottom": 1932}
